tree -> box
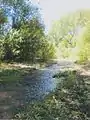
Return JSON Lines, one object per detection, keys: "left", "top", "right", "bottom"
{"left": 75, "top": 22, "right": 90, "bottom": 62}
{"left": 0, "top": 9, "right": 7, "bottom": 24}
{"left": 49, "top": 10, "right": 90, "bottom": 46}
{"left": 49, "top": 9, "right": 90, "bottom": 58}
{"left": 0, "top": 8, "right": 7, "bottom": 34}
{"left": 0, "top": 0, "right": 40, "bottom": 29}
{"left": 0, "top": 8, "right": 7, "bottom": 60}
{"left": 0, "top": 0, "right": 55, "bottom": 62}
{"left": 18, "top": 19, "right": 45, "bottom": 62}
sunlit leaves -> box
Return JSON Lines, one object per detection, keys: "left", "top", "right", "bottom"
{"left": 49, "top": 9, "right": 90, "bottom": 59}
{"left": 76, "top": 23, "right": 90, "bottom": 62}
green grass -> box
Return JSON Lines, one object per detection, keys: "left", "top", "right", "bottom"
{"left": 13, "top": 70, "right": 89, "bottom": 120}
{"left": 0, "top": 69, "right": 23, "bottom": 82}
{"left": 0, "top": 61, "right": 56, "bottom": 82}
{"left": 0, "top": 63, "right": 35, "bottom": 82}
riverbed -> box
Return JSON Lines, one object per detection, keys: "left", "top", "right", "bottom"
{"left": 0, "top": 60, "right": 74, "bottom": 119}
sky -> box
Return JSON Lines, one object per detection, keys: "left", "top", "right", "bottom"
{"left": 32, "top": 0, "right": 90, "bottom": 30}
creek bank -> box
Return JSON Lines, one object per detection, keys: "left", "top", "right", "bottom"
{"left": 0, "top": 60, "right": 74, "bottom": 119}
{"left": 14, "top": 69, "right": 89, "bottom": 120}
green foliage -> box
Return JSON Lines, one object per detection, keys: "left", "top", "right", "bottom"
{"left": 49, "top": 9, "right": 90, "bottom": 59}
{"left": 1, "top": 20, "right": 55, "bottom": 62}
{"left": 0, "top": 67, "right": 33, "bottom": 82}
{"left": 0, "top": 8, "right": 7, "bottom": 35}
{"left": 0, "top": 0, "right": 55, "bottom": 63}
{"left": 2, "top": 29, "right": 20, "bottom": 61}
{"left": 49, "top": 9, "right": 90, "bottom": 45}
{"left": 76, "top": 23, "right": 90, "bottom": 62}
{"left": 0, "top": 8, "right": 7, "bottom": 24}
{"left": 18, "top": 19, "right": 45, "bottom": 62}
{"left": 0, "top": 0, "right": 40, "bottom": 29}
{"left": 0, "top": 38, "right": 4, "bottom": 60}
{"left": 38, "top": 39, "right": 55, "bottom": 61}
{"left": 14, "top": 70, "right": 88, "bottom": 120}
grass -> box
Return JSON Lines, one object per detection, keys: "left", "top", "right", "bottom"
{"left": 0, "top": 62, "right": 90, "bottom": 119}
{"left": 0, "top": 62, "right": 38, "bottom": 119}
{"left": 0, "top": 69, "right": 24, "bottom": 82}
{"left": 13, "top": 69, "right": 90, "bottom": 120}
{"left": 0, "top": 60, "right": 57, "bottom": 83}
{"left": 0, "top": 62, "right": 36, "bottom": 82}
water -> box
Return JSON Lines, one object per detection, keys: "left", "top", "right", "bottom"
{"left": 22, "top": 61, "right": 74, "bottom": 102}
{"left": 23, "top": 64, "right": 60, "bottom": 101}
{"left": 0, "top": 60, "right": 74, "bottom": 118}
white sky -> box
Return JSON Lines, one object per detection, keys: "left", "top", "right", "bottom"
{"left": 32, "top": 0, "right": 90, "bottom": 30}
